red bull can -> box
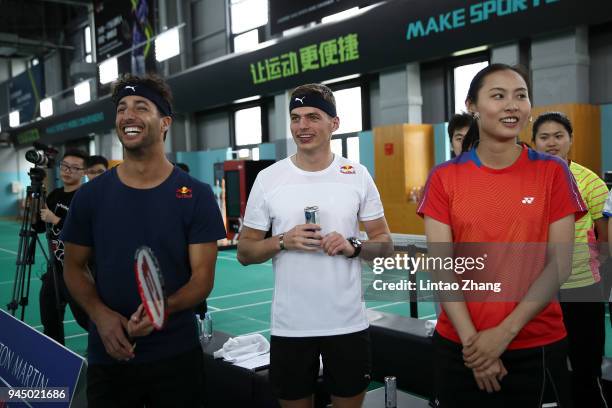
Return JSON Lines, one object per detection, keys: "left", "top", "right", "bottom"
{"left": 385, "top": 376, "right": 397, "bottom": 408}
{"left": 304, "top": 206, "right": 319, "bottom": 225}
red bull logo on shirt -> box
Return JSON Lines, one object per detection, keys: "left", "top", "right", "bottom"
{"left": 176, "top": 186, "right": 193, "bottom": 199}
{"left": 340, "top": 165, "right": 355, "bottom": 174}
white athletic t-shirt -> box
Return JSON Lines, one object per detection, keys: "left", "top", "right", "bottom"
{"left": 243, "top": 155, "right": 385, "bottom": 337}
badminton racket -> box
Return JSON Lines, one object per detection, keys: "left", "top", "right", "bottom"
{"left": 134, "top": 246, "right": 167, "bottom": 330}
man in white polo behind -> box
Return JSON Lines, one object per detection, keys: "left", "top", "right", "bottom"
{"left": 237, "top": 83, "right": 392, "bottom": 408}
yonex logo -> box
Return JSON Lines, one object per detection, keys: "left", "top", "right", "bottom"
{"left": 521, "top": 197, "right": 535, "bottom": 204}
{"left": 294, "top": 96, "right": 305, "bottom": 104}
{"left": 125, "top": 85, "right": 137, "bottom": 92}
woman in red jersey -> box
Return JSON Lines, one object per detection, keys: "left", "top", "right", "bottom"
{"left": 418, "top": 64, "right": 586, "bottom": 407}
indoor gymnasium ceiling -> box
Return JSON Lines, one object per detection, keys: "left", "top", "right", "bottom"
{"left": 0, "top": 0, "right": 90, "bottom": 58}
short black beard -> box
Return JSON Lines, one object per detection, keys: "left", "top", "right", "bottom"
{"left": 123, "top": 144, "right": 147, "bottom": 157}
{"left": 120, "top": 130, "right": 157, "bottom": 156}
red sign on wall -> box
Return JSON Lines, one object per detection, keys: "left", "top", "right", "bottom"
{"left": 384, "top": 143, "right": 394, "bottom": 155}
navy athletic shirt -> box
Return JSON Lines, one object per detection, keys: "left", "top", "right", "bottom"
{"left": 62, "top": 166, "right": 226, "bottom": 364}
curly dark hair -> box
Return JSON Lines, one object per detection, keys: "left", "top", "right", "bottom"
{"left": 111, "top": 73, "right": 174, "bottom": 116}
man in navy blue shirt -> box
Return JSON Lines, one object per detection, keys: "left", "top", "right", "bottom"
{"left": 63, "top": 73, "right": 226, "bottom": 407}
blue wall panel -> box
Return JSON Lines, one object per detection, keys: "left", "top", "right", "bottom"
{"left": 176, "top": 149, "right": 230, "bottom": 187}
{"left": 359, "top": 130, "right": 375, "bottom": 179}
{"left": 434, "top": 123, "right": 450, "bottom": 165}
{"left": 0, "top": 172, "right": 20, "bottom": 217}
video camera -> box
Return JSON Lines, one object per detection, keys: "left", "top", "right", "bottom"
{"left": 25, "top": 142, "right": 58, "bottom": 168}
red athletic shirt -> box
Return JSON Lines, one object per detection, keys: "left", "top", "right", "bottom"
{"left": 417, "top": 145, "right": 586, "bottom": 349}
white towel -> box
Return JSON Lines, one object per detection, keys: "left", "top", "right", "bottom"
{"left": 424, "top": 319, "right": 437, "bottom": 337}
{"left": 213, "top": 334, "right": 270, "bottom": 363}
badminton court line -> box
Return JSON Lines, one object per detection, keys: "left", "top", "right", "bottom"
{"left": 216, "top": 253, "right": 272, "bottom": 266}
{"left": 0, "top": 247, "right": 17, "bottom": 255}
{"left": 65, "top": 333, "right": 88, "bottom": 340}
{"left": 208, "top": 300, "right": 272, "bottom": 313}
{"left": 243, "top": 328, "right": 271, "bottom": 335}
{"left": 208, "top": 287, "right": 273, "bottom": 301}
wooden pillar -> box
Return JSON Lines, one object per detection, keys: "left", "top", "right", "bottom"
{"left": 520, "top": 104, "right": 601, "bottom": 175}
{"left": 373, "top": 124, "right": 434, "bottom": 235}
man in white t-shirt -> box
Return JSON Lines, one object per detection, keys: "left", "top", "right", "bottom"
{"left": 237, "top": 83, "right": 391, "bottom": 408}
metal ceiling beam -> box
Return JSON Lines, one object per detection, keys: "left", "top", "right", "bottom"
{"left": 0, "top": 32, "right": 74, "bottom": 50}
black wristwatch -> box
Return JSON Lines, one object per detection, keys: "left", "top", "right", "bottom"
{"left": 346, "top": 237, "right": 362, "bottom": 258}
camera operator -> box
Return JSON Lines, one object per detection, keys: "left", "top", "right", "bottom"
{"left": 39, "top": 148, "right": 90, "bottom": 344}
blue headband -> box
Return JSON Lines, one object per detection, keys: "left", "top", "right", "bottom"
{"left": 289, "top": 93, "right": 337, "bottom": 118}
{"left": 116, "top": 83, "right": 173, "bottom": 117}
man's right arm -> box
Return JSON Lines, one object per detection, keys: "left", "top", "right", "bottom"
{"left": 237, "top": 227, "right": 280, "bottom": 265}
{"left": 237, "top": 225, "right": 322, "bottom": 265}
{"left": 64, "top": 243, "right": 100, "bottom": 317}
{"left": 64, "top": 242, "right": 134, "bottom": 360}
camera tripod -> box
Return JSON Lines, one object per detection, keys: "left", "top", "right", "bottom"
{"left": 7, "top": 167, "right": 61, "bottom": 324}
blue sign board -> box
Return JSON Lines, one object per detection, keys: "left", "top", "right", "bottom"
{"left": 8, "top": 65, "right": 44, "bottom": 123}
{"left": 0, "top": 310, "right": 85, "bottom": 407}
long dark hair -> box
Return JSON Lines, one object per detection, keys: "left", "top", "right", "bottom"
{"left": 461, "top": 64, "right": 531, "bottom": 152}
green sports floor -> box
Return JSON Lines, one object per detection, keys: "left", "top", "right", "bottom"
{"left": 0, "top": 219, "right": 610, "bottom": 358}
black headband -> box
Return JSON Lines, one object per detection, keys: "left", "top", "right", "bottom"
{"left": 116, "top": 83, "right": 173, "bottom": 117}
{"left": 289, "top": 93, "right": 337, "bottom": 118}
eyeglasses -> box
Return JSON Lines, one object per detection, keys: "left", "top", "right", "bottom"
{"left": 59, "top": 162, "right": 85, "bottom": 173}
{"left": 86, "top": 169, "right": 105, "bottom": 175}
